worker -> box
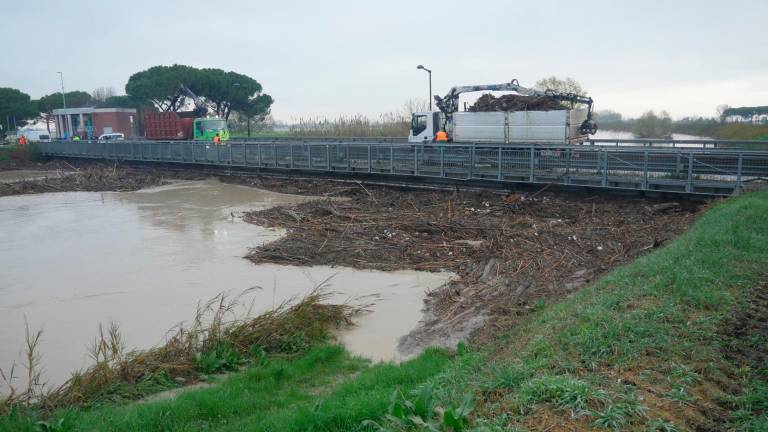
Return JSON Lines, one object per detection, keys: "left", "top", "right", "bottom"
{"left": 18, "top": 135, "right": 27, "bottom": 146}
{"left": 435, "top": 129, "right": 449, "bottom": 143}
{"left": 213, "top": 133, "right": 221, "bottom": 145}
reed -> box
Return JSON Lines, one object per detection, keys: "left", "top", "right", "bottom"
{"left": 0, "top": 283, "right": 366, "bottom": 414}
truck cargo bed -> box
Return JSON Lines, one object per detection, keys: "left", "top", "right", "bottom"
{"left": 452, "top": 109, "right": 587, "bottom": 144}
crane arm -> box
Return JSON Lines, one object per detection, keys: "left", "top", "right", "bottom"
{"left": 434, "top": 79, "right": 597, "bottom": 135}
{"left": 177, "top": 83, "right": 208, "bottom": 118}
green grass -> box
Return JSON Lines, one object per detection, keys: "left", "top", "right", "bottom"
{"left": 0, "top": 345, "right": 453, "bottom": 431}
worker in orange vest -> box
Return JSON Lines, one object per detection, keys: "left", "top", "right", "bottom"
{"left": 18, "top": 135, "right": 28, "bottom": 146}
{"left": 213, "top": 133, "right": 221, "bottom": 145}
{"left": 435, "top": 129, "right": 449, "bottom": 143}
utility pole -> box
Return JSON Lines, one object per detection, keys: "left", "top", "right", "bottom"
{"left": 57, "top": 72, "right": 67, "bottom": 109}
{"left": 416, "top": 65, "right": 432, "bottom": 111}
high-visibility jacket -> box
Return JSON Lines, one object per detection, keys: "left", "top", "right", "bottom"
{"left": 435, "top": 131, "right": 449, "bottom": 142}
{"left": 213, "top": 135, "right": 221, "bottom": 144}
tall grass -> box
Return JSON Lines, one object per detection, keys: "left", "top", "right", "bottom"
{"left": 1, "top": 345, "right": 453, "bottom": 432}
{"left": 0, "top": 285, "right": 365, "bottom": 414}
{"left": 288, "top": 113, "right": 409, "bottom": 138}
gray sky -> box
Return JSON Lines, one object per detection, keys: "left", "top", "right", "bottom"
{"left": 4, "top": 0, "right": 767, "bottom": 121}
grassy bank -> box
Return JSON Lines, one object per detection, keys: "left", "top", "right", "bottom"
{"left": 1, "top": 345, "right": 455, "bottom": 431}
{"left": 423, "top": 190, "right": 768, "bottom": 430}
{"left": 2, "top": 192, "right": 766, "bottom": 431}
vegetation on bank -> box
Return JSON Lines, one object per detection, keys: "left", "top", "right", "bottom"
{"left": 0, "top": 143, "right": 42, "bottom": 165}
{"left": 420, "top": 190, "right": 768, "bottom": 430}
{"left": 0, "top": 289, "right": 364, "bottom": 420}
{"left": 2, "top": 191, "right": 767, "bottom": 431}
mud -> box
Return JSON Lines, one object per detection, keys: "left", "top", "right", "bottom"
{"left": 244, "top": 185, "right": 701, "bottom": 353}
{"left": 0, "top": 164, "right": 205, "bottom": 197}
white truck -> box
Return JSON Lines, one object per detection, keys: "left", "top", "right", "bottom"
{"left": 408, "top": 79, "right": 597, "bottom": 144}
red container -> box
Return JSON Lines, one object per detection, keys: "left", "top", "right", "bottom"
{"left": 144, "top": 112, "right": 194, "bottom": 140}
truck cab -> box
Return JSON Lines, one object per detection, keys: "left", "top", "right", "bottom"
{"left": 408, "top": 112, "right": 442, "bottom": 143}
{"left": 193, "top": 118, "right": 230, "bottom": 141}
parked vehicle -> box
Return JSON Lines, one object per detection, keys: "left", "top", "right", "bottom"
{"left": 10, "top": 129, "right": 52, "bottom": 143}
{"left": 98, "top": 132, "right": 125, "bottom": 141}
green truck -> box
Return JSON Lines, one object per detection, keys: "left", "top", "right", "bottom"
{"left": 143, "top": 83, "right": 230, "bottom": 142}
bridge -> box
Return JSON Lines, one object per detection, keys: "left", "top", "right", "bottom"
{"left": 38, "top": 139, "right": 768, "bottom": 196}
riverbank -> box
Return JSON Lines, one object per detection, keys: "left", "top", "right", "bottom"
{"left": 244, "top": 183, "right": 700, "bottom": 354}
{"left": 2, "top": 178, "right": 764, "bottom": 431}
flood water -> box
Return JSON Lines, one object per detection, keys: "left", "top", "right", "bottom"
{"left": 593, "top": 130, "right": 711, "bottom": 142}
{"left": 0, "top": 179, "right": 450, "bottom": 390}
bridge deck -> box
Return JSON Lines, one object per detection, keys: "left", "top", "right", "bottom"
{"left": 39, "top": 140, "right": 768, "bottom": 196}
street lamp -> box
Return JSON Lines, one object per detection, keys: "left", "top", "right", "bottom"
{"left": 57, "top": 72, "right": 67, "bottom": 109}
{"left": 416, "top": 65, "right": 432, "bottom": 111}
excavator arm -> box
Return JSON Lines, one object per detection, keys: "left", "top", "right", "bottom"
{"left": 434, "top": 79, "right": 597, "bottom": 135}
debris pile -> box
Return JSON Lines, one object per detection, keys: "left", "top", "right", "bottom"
{"left": 244, "top": 184, "right": 700, "bottom": 350}
{"left": 0, "top": 165, "right": 204, "bottom": 197}
{"left": 468, "top": 94, "right": 564, "bottom": 112}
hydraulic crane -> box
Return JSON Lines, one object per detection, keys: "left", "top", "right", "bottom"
{"left": 433, "top": 79, "right": 598, "bottom": 135}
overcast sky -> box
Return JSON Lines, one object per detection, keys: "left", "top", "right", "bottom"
{"left": 3, "top": 0, "right": 767, "bottom": 121}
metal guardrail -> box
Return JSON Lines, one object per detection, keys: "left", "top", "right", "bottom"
{"left": 227, "top": 136, "right": 407, "bottom": 144}
{"left": 39, "top": 140, "right": 768, "bottom": 196}
{"left": 586, "top": 138, "right": 768, "bottom": 149}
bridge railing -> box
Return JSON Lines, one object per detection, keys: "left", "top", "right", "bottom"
{"left": 586, "top": 138, "right": 768, "bottom": 150}
{"left": 39, "top": 140, "right": 768, "bottom": 195}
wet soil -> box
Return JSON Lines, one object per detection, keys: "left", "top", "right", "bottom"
{"left": 243, "top": 183, "right": 702, "bottom": 353}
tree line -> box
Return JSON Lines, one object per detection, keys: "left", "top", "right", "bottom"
{"left": 595, "top": 109, "right": 768, "bottom": 140}
{"left": 0, "top": 65, "right": 273, "bottom": 137}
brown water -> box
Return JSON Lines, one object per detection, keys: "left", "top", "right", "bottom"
{"left": 0, "top": 180, "right": 450, "bottom": 390}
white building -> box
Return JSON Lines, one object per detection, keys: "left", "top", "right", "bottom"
{"left": 723, "top": 107, "right": 768, "bottom": 124}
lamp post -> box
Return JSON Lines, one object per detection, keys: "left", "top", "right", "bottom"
{"left": 416, "top": 65, "right": 432, "bottom": 111}
{"left": 57, "top": 72, "right": 68, "bottom": 139}
{"left": 57, "top": 72, "right": 67, "bottom": 109}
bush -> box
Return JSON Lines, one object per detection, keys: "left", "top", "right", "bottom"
{"left": 633, "top": 111, "right": 672, "bottom": 138}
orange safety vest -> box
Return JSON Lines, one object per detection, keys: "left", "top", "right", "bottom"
{"left": 18, "top": 136, "right": 27, "bottom": 145}
{"left": 435, "top": 131, "right": 448, "bottom": 142}
{"left": 213, "top": 135, "right": 221, "bottom": 144}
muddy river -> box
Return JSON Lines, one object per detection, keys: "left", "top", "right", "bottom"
{"left": 0, "top": 179, "right": 450, "bottom": 389}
